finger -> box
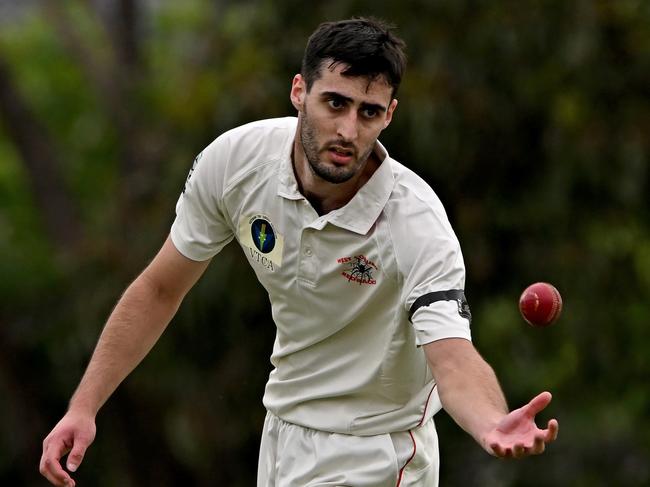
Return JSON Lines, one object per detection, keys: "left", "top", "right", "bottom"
{"left": 512, "top": 443, "right": 525, "bottom": 459}
{"left": 40, "top": 450, "right": 75, "bottom": 486}
{"left": 524, "top": 391, "right": 552, "bottom": 417}
{"left": 530, "top": 434, "right": 546, "bottom": 455}
{"left": 40, "top": 455, "right": 75, "bottom": 486}
{"left": 40, "top": 439, "right": 75, "bottom": 486}
{"left": 496, "top": 445, "right": 516, "bottom": 459}
{"left": 545, "top": 418, "right": 559, "bottom": 442}
{"left": 66, "top": 435, "right": 92, "bottom": 473}
{"left": 489, "top": 442, "right": 506, "bottom": 458}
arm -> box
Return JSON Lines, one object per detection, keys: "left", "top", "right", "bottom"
{"left": 424, "top": 338, "right": 559, "bottom": 458}
{"left": 40, "top": 236, "right": 210, "bottom": 487}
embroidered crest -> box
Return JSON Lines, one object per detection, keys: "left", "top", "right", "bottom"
{"left": 337, "top": 255, "right": 378, "bottom": 285}
{"left": 238, "top": 214, "right": 284, "bottom": 270}
{"left": 250, "top": 218, "right": 276, "bottom": 253}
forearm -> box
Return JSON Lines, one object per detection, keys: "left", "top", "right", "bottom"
{"left": 424, "top": 339, "right": 509, "bottom": 448}
{"left": 69, "top": 273, "right": 182, "bottom": 416}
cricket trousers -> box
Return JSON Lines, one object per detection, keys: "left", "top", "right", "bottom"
{"left": 257, "top": 411, "right": 439, "bottom": 487}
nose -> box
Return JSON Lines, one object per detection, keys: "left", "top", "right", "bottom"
{"left": 336, "top": 110, "right": 358, "bottom": 142}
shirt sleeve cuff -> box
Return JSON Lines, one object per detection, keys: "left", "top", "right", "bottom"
{"left": 170, "top": 219, "right": 230, "bottom": 262}
{"left": 411, "top": 300, "right": 472, "bottom": 346}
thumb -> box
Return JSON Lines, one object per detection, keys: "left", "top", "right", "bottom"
{"left": 525, "top": 391, "right": 552, "bottom": 417}
{"left": 66, "top": 435, "right": 91, "bottom": 472}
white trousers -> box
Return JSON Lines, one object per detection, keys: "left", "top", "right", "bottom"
{"left": 257, "top": 411, "right": 439, "bottom": 487}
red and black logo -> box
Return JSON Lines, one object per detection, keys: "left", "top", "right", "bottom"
{"left": 337, "top": 255, "right": 378, "bottom": 285}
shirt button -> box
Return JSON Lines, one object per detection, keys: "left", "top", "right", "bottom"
{"left": 304, "top": 247, "right": 313, "bottom": 256}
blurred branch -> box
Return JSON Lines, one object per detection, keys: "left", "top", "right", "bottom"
{"left": 0, "top": 56, "right": 82, "bottom": 251}
{"left": 111, "top": 0, "right": 141, "bottom": 71}
{"left": 42, "top": 1, "right": 166, "bottom": 233}
{"left": 41, "top": 2, "right": 131, "bottom": 143}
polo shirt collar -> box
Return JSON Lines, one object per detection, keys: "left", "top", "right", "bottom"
{"left": 277, "top": 123, "right": 304, "bottom": 200}
{"left": 278, "top": 138, "right": 395, "bottom": 236}
{"left": 326, "top": 142, "right": 394, "bottom": 235}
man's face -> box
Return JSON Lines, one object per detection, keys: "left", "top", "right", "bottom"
{"left": 290, "top": 62, "right": 398, "bottom": 184}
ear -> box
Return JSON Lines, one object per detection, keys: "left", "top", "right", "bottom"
{"left": 383, "top": 99, "right": 398, "bottom": 128}
{"left": 290, "top": 74, "right": 306, "bottom": 111}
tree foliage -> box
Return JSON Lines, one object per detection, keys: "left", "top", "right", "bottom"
{"left": 0, "top": 1, "right": 648, "bottom": 485}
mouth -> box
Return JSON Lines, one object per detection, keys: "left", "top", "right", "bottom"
{"left": 327, "top": 145, "right": 355, "bottom": 165}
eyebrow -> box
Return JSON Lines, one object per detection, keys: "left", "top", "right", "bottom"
{"left": 320, "top": 91, "right": 387, "bottom": 113}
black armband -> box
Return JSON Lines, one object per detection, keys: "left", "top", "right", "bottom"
{"left": 408, "top": 289, "right": 472, "bottom": 323}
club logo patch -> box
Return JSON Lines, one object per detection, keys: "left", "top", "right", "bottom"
{"left": 251, "top": 218, "right": 275, "bottom": 253}
{"left": 337, "top": 255, "right": 378, "bottom": 285}
{"left": 239, "top": 214, "right": 284, "bottom": 271}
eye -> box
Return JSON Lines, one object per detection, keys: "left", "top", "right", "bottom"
{"left": 328, "top": 98, "right": 344, "bottom": 109}
{"left": 361, "top": 108, "right": 378, "bottom": 119}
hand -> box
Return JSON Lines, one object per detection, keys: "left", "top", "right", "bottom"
{"left": 40, "top": 411, "right": 96, "bottom": 486}
{"left": 484, "top": 391, "right": 559, "bottom": 459}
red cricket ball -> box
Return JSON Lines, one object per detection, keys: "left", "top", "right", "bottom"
{"left": 519, "top": 282, "right": 563, "bottom": 327}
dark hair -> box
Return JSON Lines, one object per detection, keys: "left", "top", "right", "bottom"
{"left": 301, "top": 17, "right": 407, "bottom": 98}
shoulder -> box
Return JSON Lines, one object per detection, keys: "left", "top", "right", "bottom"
{"left": 220, "top": 117, "right": 297, "bottom": 148}
{"left": 196, "top": 117, "right": 296, "bottom": 188}
{"left": 204, "top": 117, "right": 295, "bottom": 161}
{"left": 385, "top": 159, "right": 452, "bottom": 231}
{"left": 381, "top": 160, "right": 466, "bottom": 300}
{"left": 382, "top": 158, "right": 461, "bottom": 265}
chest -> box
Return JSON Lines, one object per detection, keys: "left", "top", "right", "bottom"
{"left": 227, "top": 187, "right": 396, "bottom": 304}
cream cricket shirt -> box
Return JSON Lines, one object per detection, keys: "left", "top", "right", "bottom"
{"left": 171, "top": 117, "right": 472, "bottom": 436}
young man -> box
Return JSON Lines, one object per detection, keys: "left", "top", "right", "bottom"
{"left": 40, "top": 18, "right": 558, "bottom": 487}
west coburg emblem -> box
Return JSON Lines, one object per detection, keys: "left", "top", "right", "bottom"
{"left": 337, "top": 255, "right": 378, "bottom": 285}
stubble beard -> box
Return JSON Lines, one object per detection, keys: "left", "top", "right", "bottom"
{"left": 300, "top": 105, "right": 374, "bottom": 185}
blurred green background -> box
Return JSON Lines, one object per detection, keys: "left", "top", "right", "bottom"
{"left": 1, "top": 1, "right": 648, "bottom": 485}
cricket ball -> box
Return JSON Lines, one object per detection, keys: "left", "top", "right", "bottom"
{"left": 519, "top": 282, "right": 562, "bottom": 327}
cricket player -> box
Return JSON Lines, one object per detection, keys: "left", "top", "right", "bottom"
{"left": 40, "top": 17, "right": 559, "bottom": 487}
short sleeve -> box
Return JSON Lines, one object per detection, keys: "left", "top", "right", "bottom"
{"left": 170, "top": 136, "right": 235, "bottom": 261}
{"left": 393, "top": 185, "right": 472, "bottom": 346}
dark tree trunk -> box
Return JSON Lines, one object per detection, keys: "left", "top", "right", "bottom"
{"left": 0, "top": 56, "right": 82, "bottom": 251}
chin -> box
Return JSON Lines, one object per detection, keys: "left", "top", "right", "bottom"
{"left": 309, "top": 162, "right": 353, "bottom": 184}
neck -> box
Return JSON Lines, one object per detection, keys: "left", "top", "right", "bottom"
{"left": 292, "top": 137, "right": 379, "bottom": 215}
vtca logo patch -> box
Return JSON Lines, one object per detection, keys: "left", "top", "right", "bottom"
{"left": 251, "top": 218, "right": 276, "bottom": 253}
{"left": 239, "top": 214, "right": 284, "bottom": 271}
{"left": 337, "top": 255, "right": 378, "bottom": 285}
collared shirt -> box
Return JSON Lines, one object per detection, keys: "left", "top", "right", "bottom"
{"left": 171, "top": 117, "right": 471, "bottom": 435}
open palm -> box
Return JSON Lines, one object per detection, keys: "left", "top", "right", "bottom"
{"left": 484, "top": 391, "right": 559, "bottom": 458}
